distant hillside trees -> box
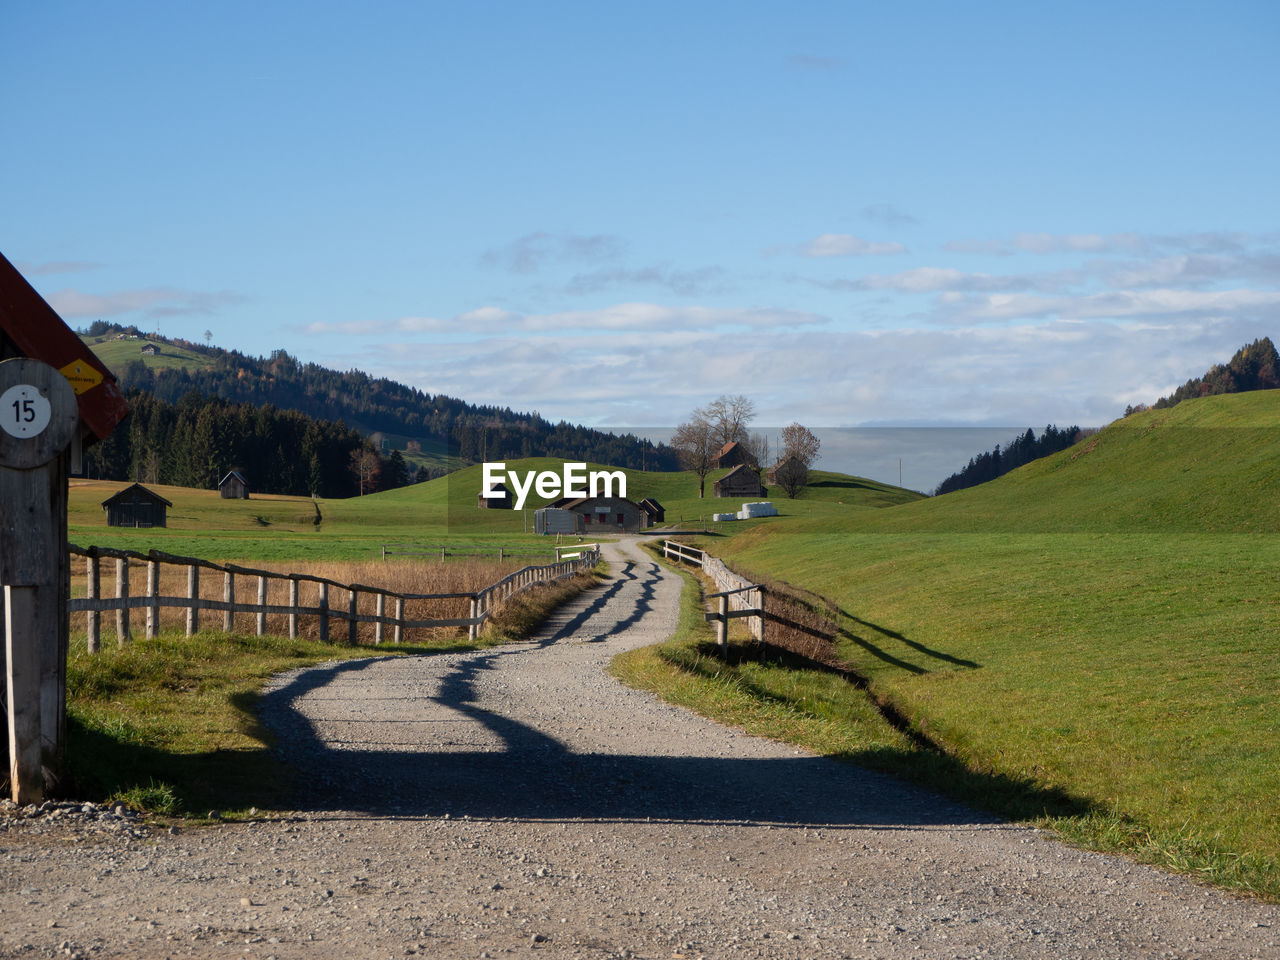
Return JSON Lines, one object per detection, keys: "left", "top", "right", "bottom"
{"left": 935, "top": 425, "right": 1083, "bottom": 496}
{"left": 94, "top": 326, "right": 678, "bottom": 470}
{"left": 84, "top": 389, "right": 374, "bottom": 498}
{"left": 1143, "top": 337, "right": 1280, "bottom": 412}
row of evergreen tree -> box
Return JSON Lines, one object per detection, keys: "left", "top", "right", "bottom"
{"left": 83, "top": 389, "right": 406, "bottom": 498}
{"left": 934, "top": 425, "right": 1083, "bottom": 496}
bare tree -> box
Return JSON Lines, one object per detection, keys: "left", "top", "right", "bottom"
{"left": 779, "top": 422, "right": 821, "bottom": 466}
{"left": 349, "top": 446, "right": 381, "bottom": 496}
{"left": 671, "top": 411, "right": 717, "bottom": 498}
{"left": 773, "top": 456, "right": 809, "bottom": 499}
{"left": 706, "top": 394, "right": 756, "bottom": 447}
{"left": 774, "top": 423, "right": 821, "bottom": 499}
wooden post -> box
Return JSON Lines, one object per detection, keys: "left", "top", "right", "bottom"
{"left": 393, "top": 596, "right": 404, "bottom": 644}
{"left": 256, "top": 576, "right": 267, "bottom": 636}
{"left": 374, "top": 592, "right": 385, "bottom": 645}
{"left": 185, "top": 564, "right": 199, "bottom": 636}
{"left": 115, "top": 557, "right": 130, "bottom": 645}
{"left": 317, "top": 582, "right": 329, "bottom": 642}
{"left": 0, "top": 358, "right": 80, "bottom": 804}
{"left": 85, "top": 552, "right": 100, "bottom": 654}
{"left": 468, "top": 596, "right": 479, "bottom": 640}
{"left": 347, "top": 588, "right": 358, "bottom": 645}
{"left": 145, "top": 559, "right": 159, "bottom": 640}
{"left": 222, "top": 570, "right": 235, "bottom": 633}
{"left": 716, "top": 594, "right": 728, "bottom": 651}
{"left": 287, "top": 578, "right": 299, "bottom": 639}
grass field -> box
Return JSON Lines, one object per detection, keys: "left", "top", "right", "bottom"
{"left": 641, "top": 391, "right": 1280, "bottom": 897}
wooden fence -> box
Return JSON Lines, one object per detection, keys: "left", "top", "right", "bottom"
{"left": 381, "top": 542, "right": 599, "bottom": 562}
{"left": 67, "top": 543, "right": 600, "bottom": 651}
{"left": 661, "top": 540, "right": 765, "bottom": 643}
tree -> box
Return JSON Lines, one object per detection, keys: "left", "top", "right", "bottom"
{"left": 671, "top": 410, "right": 717, "bottom": 498}
{"left": 350, "top": 446, "right": 381, "bottom": 496}
{"left": 775, "top": 423, "right": 821, "bottom": 499}
{"left": 779, "top": 422, "right": 821, "bottom": 466}
{"left": 773, "top": 456, "right": 809, "bottom": 499}
{"left": 706, "top": 394, "right": 756, "bottom": 447}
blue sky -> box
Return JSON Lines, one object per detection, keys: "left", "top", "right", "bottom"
{"left": 6, "top": 1, "right": 1278, "bottom": 434}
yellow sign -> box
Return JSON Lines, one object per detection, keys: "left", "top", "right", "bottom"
{"left": 58, "top": 359, "right": 103, "bottom": 395}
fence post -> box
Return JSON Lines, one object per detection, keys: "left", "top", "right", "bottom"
{"left": 468, "top": 595, "right": 479, "bottom": 640}
{"left": 287, "top": 578, "right": 299, "bottom": 639}
{"left": 85, "top": 551, "right": 100, "bottom": 654}
{"left": 716, "top": 594, "right": 728, "bottom": 651}
{"left": 393, "top": 596, "right": 404, "bottom": 644}
{"left": 185, "top": 564, "right": 199, "bottom": 636}
{"left": 375, "top": 592, "right": 385, "bottom": 645}
{"left": 114, "top": 557, "right": 130, "bottom": 645}
{"left": 256, "top": 576, "right": 267, "bottom": 636}
{"left": 317, "top": 582, "right": 329, "bottom": 642}
{"left": 223, "top": 570, "right": 235, "bottom": 633}
{"left": 146, "top": 559, "right": 158, "bottom": 640}
{"left": 347, "top": 588, "right": 358, "bottom": 645}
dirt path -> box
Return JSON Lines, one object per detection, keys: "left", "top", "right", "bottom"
{"left": 2, "top": 537, "right": 1277, "bottom": 959}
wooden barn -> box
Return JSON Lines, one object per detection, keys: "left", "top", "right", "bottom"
{"left": 102, "top": 483, "right": 172, "bottom": 528}
{"left": 714, "top": 440, "right": 753, "bottom": 469}
{"left": 478, "top": 482, "right": 512, "bottom": 508}
{"left": 559, "top": 496, "right": 647, "bottom": 533}
{"left": 219, "top": 470, "right": 250, "bottom": 499}
{"left": 141, "top": 342, "right": 160, "bottom": 356}
{"left": 714, "top": 464, "right": 766, "bottom": 498}
{"left": 766, "top": 454, "right": 805, "bottom": 484}
{"left": 638, "top": 497, "right": 665, "bottom": 525}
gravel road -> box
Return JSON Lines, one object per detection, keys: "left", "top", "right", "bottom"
{"left": 2, "top": 537, "right": 1277, "bottom": 959}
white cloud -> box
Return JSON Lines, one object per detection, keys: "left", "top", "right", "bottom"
{"left": 47, "top": 287, "right": 244, "bottom": 318}
{"left": 803, "top": 233, "right": 909, "bottom": 257}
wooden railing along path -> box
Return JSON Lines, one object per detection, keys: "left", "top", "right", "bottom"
{"left": 67, "top": 543, "right": 600, "bottom": 652}
{"left": 661, "top": 539, "right": 765, "bottom": 647}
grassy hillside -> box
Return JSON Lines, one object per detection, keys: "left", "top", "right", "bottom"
{"left": 81, "top": 333, "right": 216, "bottom": 374}
{"left": 68, "top": 462, "right": 921, "bottom": 562}
{"left": 693, "top": 390, "right": 1280, "bottom": 894}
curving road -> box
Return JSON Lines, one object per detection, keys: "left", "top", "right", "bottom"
{"left": 1, "top": 537, "right": 1277, "bottom": 959}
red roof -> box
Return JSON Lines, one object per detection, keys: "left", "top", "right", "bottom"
{"left": 0, "top": 251, "right": 130, "bottom": 441}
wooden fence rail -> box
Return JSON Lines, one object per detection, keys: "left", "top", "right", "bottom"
{"left": 67, "top": 543, "right": 600, "bottom": 652}
{"left": 662, "top": 539, "right": 765, "bottom": 643}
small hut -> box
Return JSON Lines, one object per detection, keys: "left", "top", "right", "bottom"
{"left": 638, "top": 497, "right": 666, "bottom": 525}
{"left": 102, "top": 483, "right": 172, "bottom": 528}
{"left": 141, "top": 342, "right": 160, "bottom": 356}
{"left": 713, "top": 464, "right": 766, "bottom": 498}
{"left": 219, "top": 470, "right": 250, "bottom": 499}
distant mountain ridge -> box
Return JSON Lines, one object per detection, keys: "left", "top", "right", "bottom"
{"left": 80, "top": 321, "right": 679, "bottom": 473}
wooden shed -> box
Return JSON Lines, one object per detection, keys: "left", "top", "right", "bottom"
{"left": 638, "top": 497, "right": 665, "bottom": 525}
{"left": 559, "top": 496, "right": 647, "bottom": 533}
{"left": 219, "top": 470, "right": 250, "bottom": 499}
{"left": 102, "top": 483, "right": 172, "bottom": 528}
{"left": 766, "top": 454, "right": 804, "bottom": 484}
{"left": 714, "top": 464, "right": 766, "bottom": 498}
{"left": 141, "top": 342, "right": 160, "bottom": 356}
{"left": 715, "top": 440, "right": 753, "bottom": 469}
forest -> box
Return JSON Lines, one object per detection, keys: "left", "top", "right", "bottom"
{"left": 80, "top": 322, "right": 679, "bottom": 495}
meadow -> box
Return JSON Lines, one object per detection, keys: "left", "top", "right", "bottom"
{"left": 622, "top": 392, "right": 1280, "bottom": 898}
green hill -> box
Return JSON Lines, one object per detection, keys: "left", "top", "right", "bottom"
{"left": 696, "top": 389, "right": 1280, "bottom": 894}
